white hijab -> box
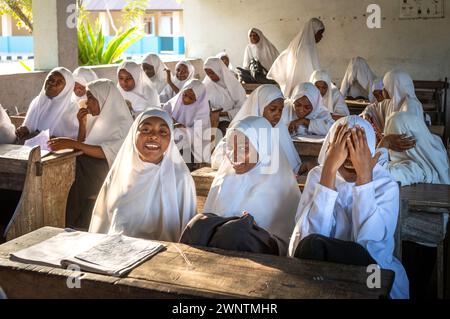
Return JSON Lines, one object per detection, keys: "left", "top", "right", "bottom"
{"left": 216, "top": 51, "right": 235, "bottom": 72}
{"left": 160, "top": 60, "right": 196, "bottom": 103}
{"left": 89, "top": 108, "right": 197, "bottom": 242}
{"left": 267, "top": 18, "right": 324, "bottom": 97}
{"left": 230, "top": 84, "right": 301, "bottom": 172}
{"left": 86, "top": 79, "right": 134, "bottom": 167}
{"left": 23, "top": 67, "right": 79, "bottom": 139}
{"left": 243, "top": 28, "right": 280, "bottom": 71}
{"left": 204, "top": 116, "right": 302, "bottom": 254}
{"left": 117, "top": 61, "right": 160, "bottom": 113}
{"left": 310, "top": 69, "right": 349, "bottom": 115}
{"left": 142, "top": 53, "right": 168, "bottom": 94}
{"left": 384, "top": 112, "right": 450, "bottom": 185}
{"left": 340, "top": 57, "right": 377, "bottom": 102}
{"left": 203, "top": 57, "right": 247, "bottom": 116}
{"left": 0, "top": 105, "right": 16, "bottom": 144}
{"left": 287, "top": 82, "right": 331, "bottom": 122}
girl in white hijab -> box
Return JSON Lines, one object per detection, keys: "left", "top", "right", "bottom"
{"left": 117, "top": 61, "right": 160, "bottom": 115}
{"left": 310, "top": 70, "right": 349, "bottom": 117}
{"left": 160, "top": 60, "right": 195, "bottom": 103}
{"left": 203, "top": 57, "right": 247, "bottom": 129}
{"left": 141, "top": 53, "right": 168, "bottom": 94}
{"left": 203, "top": 116, "right": 301, "bottom": 255}
{"left": 340, "top": 57, "right": 377, "bottom": 103}
{"left": 287, "top": 82, "right": 334, "bottom": 136}
{"left": 16, "top": 67, "right": 79, "bottom": 140}
{"left": 378, "top": 112, "right": 449, "bottom": 186}
{"left": 211, "top": 84, "right": 302, "bottom": 174}
{"left": 163, "top": 79, "right": 211, "bottom": 163}
{"left": 48, "top": 79, "right": 134, "bottom": 228}
{"left": 243, "top": 28, "right": 280, "bottom": 71}
{"left": 0, "top": 105, "right": 16, "bottom": 144}
{"left": 289, "top": 115, "right": 409, "bottom": 299}
{"left": 72, "top": 67, "right": 99, "bottom": 104}
{"left": 216, "top": 51, "right": 235, "bottom": 72}
{"left": 267, "top": 18, "right": 325, "bottom": 97}
{"left": 89, "top": 108, "right": 197, "bottom": 242}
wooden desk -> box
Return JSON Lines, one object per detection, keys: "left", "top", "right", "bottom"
{"left": 242, "top": 83, "right": 263, "bottom": 95}
{"left": 0, "top": 145, "right": 82, "bottom": 241}
{"left": 345, "top": 100, "right": 370, "bottom": 115}
{"left": 192, "top": 167, "right": 307, "bottom": 213}
{"left": 0, "top": 227, "right": 394, "bottom": 299}
{"left": 399, "top": 183, "right": 450, "bottom": 299}
{"left": 292, "top": 138, "right": 323, "bottom": 164}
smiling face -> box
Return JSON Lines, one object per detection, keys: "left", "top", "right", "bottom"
{"left": 315, "top": 29, "right": 325, "bottom": 43}
{"left": 263, "top": 98, "right": 284, "bottom": 127}
{"left": 227, "top": 131, "right": 258, "bottom": 175}
{"left": 294, "top": 96, "right": 314, "bottom": 119}
{"left": 314, "top": 81, "right": 328, "bottom": 97}
{"left": 249, "top": 31, "right": 260, "bottom": 44}
{"left": 176, "top": 64, "right": 190, "bottom": 81}
{"left": 45, "top": 71, "right": 66, "bottom": 98}
{"left": 182, "top": 88, "right": 197, "bottom": 105}
{"left": 142, "top": 63, "right": 155, "bottom": 79}
{"left": 86, "top": 90, "right": 101, "bottom": 116}
{"left": 135, "top": 116, "right": 171, "bottom": 164}
{"left": 74, "top": 82, "right": 86, "bottom": 98}
{"left": 118, "top": 69, "right": 136, "bottom": 92}
{"left": 205, "top": 68, "right": 220, "bottom": 82}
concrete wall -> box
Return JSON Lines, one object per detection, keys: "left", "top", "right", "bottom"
{"left": 183, "top": 0, "right": 450, "bottom": 84}
{"left": 0, "top": 58, "right": 205, "bottom": 113}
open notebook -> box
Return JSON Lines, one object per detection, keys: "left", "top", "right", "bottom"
{"left": 10, "top": 230, "right": 165, "bottom": 277}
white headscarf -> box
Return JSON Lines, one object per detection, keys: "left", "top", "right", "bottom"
{"left": 89, "top": 108, "right": 197, "bottom": 242}
{"left": 23, "top": 67, "right": 79, "bottom": 139}
{"left": 230, "top": 84, "right": 301, "bottom": 172}
{"left": 204, "top": 116, "right": 302, "bottom": 254}
{"left": 203, "top": 57, "right": 247, "bottom": 119}
{"left": 340, "top": 57, "right": 377, "bottom": 102}
{"left": 243, "top": 28, "right": 280, "bottom": 71}
{"left": 0, "top": 105, "right": 16, "bottom": 144}
{"left": 117, "top": 61, "right": 160, "bottom": 114}
{"left": 383, "top": 112, "right": 450, "bottom": 185}
{"left": 216, "top": 51, "right": 235, "bottom": 72}
{"left": 310, "top": 69, "right": 349, "bottom": 115}
{"left": 160, "top": 60, "right": 196, "bottom": 103}
{"left": 142, "top": 53, "right": 168, "bottom": 94}
{"left": 86, "top": 79, "right": 134, "bottom": 167}
{"left": 267, "top": 18, "right": 324, "bottom": 97}
{"left": 72, "top": 67, "right": 99, "bottom": 103}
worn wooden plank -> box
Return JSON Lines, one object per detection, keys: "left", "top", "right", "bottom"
{"left": 0, "top": 227, "right": 394, "bottom": 299}
{"left": 9, "top": 115, "right": 26, "bottom": 129}
{"left": 400, "top": 184, "right": 450, "bottom": 209}
{"left": 293, "top": 140, "right": 323, "bottom": 158}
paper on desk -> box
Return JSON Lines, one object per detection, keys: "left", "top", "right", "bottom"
{"left": 24, "top": 129, "right": 51, "bottom": 157}
{"left": 291, "top": 134, "right": 326, "bottom": 143}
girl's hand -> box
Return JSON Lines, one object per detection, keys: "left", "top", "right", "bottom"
{"left": 16, "top": 126, "right": 30, "bottom": 139}
{"left": 378, "top": 134, "right": 416, "bottom": 151}
{"left": 47, "top": 138, "right": 77, "bottom": 151}
{"left": 324, "top": 124, "right": 351, "bottom": 173}
{"left": 77, "top": 108, "right": 89, "bottom": 124}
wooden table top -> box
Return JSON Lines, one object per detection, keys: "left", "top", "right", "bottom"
{"left": 345, "top": 100, "right": 371, "bottom": 108}
{"left": 0, "top": 227, "right": 393, "bottom": 299}
{"left": 0, "top": 144, "right": 82, "bottom": 165}
{"left": 400, "top": 183, "right": 450, "bottom": 209}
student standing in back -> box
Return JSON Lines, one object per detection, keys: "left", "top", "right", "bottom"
{"left": 243, "top": 28, "right": 279, "bottom": 71}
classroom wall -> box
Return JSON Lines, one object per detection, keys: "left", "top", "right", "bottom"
{"left": 183, "top": 0, "right": 450, "bottom": 84}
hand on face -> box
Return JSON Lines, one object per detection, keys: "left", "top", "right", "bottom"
{"left": 324, "top": 124, "right": 351, "bottom": 172}
{"left": 77, "top": 108, "right": 89, "bottom": 124}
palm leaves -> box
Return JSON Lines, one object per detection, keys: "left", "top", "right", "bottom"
{"left": 78, "top": 19, "right": 143, "bottom": 66}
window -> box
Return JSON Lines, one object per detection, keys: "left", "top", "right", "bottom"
{"left": 144, "top": 16, "right": 155, "bottom": 35}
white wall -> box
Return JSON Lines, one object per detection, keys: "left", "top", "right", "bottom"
{"left": 183, "top": 0, "right": 450, "bottom": 84}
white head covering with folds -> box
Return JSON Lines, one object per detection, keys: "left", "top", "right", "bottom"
{"left": 117, "top": 61, "right": 160, "bottom": 113}
{"left": 89, "top": 108, "right": 197, "bottom": 242}
{"left": 204, "top": 116, "right": 302, "bottom": 255}
{"left": 310, "top": 70, "right": 349, "bottom": 116}
{"left": 243, "top": 28, "right": 280, "bottom": 71}
{"left": 142, "top": 53, "right": 168, "bottom": 94}
{"left": 382, "top": 112, "right": 449, "bottom": 186}
{"left": 340, "top": 57, "right": 377, "bottom": 102}
{"left": 0, "top": 106, "right": 16, "bottom": 144}
{"left": 23, "top": 67, "right": 79, "bottom": 139}
{"left": 203, "top": 57, "right": 247, "bottom": 120}
{"left": 160, "top": 60, "right": 195, "bottom": 103}
{"left": 72, "top": 67, "right": 99, "bottom": 103}
{"left": 216, "top": 51, "right": 235, "bottom": 72}
{"left": 267, "top": 18, "right": 324, "bottom": 97}
{"left": 86, "top": 79, "right": 134, "bottom": 167}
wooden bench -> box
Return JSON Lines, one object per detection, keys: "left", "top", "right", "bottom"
{"left": 292, "top": 138, "right": 323, "bottom": 164}
{"left": 242, "top": 83, "right": 263, "bottom": 95}
{"left": 0, "top": 226, "right": 394, "bottom": 299}
{"left": 398, "top": 183, "right": 450, "bottom": 299}
{"left": 191, "top": 167, "right": 307, "bottom": 213}
{"left": 345, "top": 99, "right": 370, "bottom": 115}
{"left": 413, "top": 79, "right": 448, "bottom": 126}
{"left": 0, "top": 145, "right": 82, "bottom": 241}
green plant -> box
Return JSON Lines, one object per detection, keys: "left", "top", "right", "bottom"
{"left": 78, "top": 19, "right": 143, "bottom": 66}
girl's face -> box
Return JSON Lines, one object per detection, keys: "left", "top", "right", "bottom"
{"left": 315, "top": 81, "right": 328, "bottom": 97}
{"left": 227, "top": 131, "right": 258, "bottom": 175}
{"left": 294, "top": 96, "right": 313, "bottom": 119}
{"left": 74, "top": 82, "right": 86, "bottom": 98}
{"left": 249, "top": 31, "right": 260, "bottom": 44}
{"left": 382, "top": 88, "right": 391, "bottom": 100}
{"left": 86, "top": 90, "right": 101, "bottom": 116}
{"left": 142, "top": 63, "right": 155, "bottom": 79}
{"left": 135, "top": 116, "right": 171, "bottom": 164}
{"left": 176, "top": 64, "right": 190, "bottom": 81}
{"left": 315, "top": 29, "right": 325, "bottom": 43}
{"left": 205, "top": 68, "right": 220, "bottom": 82}
{"left": 263, "top": 98, "right": 284, "bottom": 127}
{"left": 338, "top": 154, "right": 357, "bottom": 183}
{"left": 373, "top": 90, "right": 385, "bottom": 103}
{"left": 45, "top": 71, "right": 66, "bottom": 98}
{"left": 182, "top": 88, "right": 197, "bottom": 105}
{"left": 220, "top": 56, "right": 230, "bottom": 68}
{"left": 118, "top": 69, "right": 136, "bottom": 92}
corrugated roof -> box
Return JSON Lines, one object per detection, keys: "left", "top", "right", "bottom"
{"left": 83, "top": 0, "right": 184, "bottom": 11}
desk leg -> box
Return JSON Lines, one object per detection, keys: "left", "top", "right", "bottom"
{"left": 437, "top": 241, "right": 444, "bottom": 299}
{"left": 395, "top": 200, "right": 408, "bottom": 261}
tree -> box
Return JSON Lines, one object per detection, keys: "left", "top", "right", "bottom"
{"left": 0, "top": 0, "right": 33, "bottom": 33}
